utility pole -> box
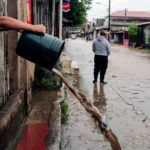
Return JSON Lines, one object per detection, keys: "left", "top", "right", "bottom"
{"left": 52, "top": 0, "right": 55, "bottom": 36}
{"left": 124, "top": 8, "right": 127, "bottom": 31}
{"left": 108, "top": 0, "right": 111, "bottom": 32}
{"left": 108, "top": 0, "right": 111, "bottom": 41}
{"left": 59, "top": 0, "right": 63, "bottom": 39}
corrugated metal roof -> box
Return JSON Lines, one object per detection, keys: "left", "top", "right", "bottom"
{"left": 111, "top": 11, "right": 150, "bottom": 18}
{"left": 138, "top": 21, "right": 150, "bottom": 26}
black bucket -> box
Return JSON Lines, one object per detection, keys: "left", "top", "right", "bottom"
{"left": 16, "top": 32, "right": 65, "bottom": 70}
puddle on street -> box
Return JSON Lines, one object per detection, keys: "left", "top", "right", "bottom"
{"left": 52, "top": 68, "right": 121, "bottom": 150}
{"left": 93, "top": 84, "right": 107, "bottom": 114}
{"left": 60, "top": 76, "right": 112, "bottom": 150}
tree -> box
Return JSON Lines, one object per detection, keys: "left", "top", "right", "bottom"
{"left": 63, "top": 0, "right": 92, "bottom": 26}
{"left": 128, "top": 22, "right": 138, "bottom": 44}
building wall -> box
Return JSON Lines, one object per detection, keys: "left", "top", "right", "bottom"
{"left": 0, "top": 1, "right": 60, "bottom": 148}
{"left": 8, "top": 0, "right": 36, "bottom": 111}
{"left": 0, "top": 0, "right": 57, "bottom": 109}
{"left": 32, "top": 0, "right": 52, "bottom": 34}
{"left": 144, "top": 25, "right": 150, "bottom": 44}
{"left": 111, "top": 26, "right": 123, "bottom": 31}
{"left": 7, "top": 0, "right": 19, "bottom": 93}
{"left": 0, "top": 0, "right": 7, "bottom": 107}
{"left": 0, "top": 0, "right": 36, "bottom": 107}
{"left": 111, "top": 15, "right": 150, "bottom": 34}
{"left": 96, "top": 19, "right": 105, "bottom": 27}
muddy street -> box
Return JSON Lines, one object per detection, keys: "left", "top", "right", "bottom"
{"left": 63, "top": 38, "right": 150, "bottom": 150}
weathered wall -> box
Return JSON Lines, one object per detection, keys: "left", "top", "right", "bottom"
{"left": 7, "top": 0, "right": 19, "bottom": 92}
{"left": 7, "top": 0, "right": 35, "bottom": 103}
{"left": 32, "top": 0, "right": 52, "bottom": 33}
{"left": 0, "top": 90, "right": 25, "bottom": 150}
{"left": 0, "top": 0, "right": 7, "bottom": 107}
{"left": 144, "top": 25, "right": 150, "bottom": 44}
{"left": 0, "top": 0, "right": 55, "bottom": 107}
{"left": 0, "top": 0, "right": 36, "bottom": 148}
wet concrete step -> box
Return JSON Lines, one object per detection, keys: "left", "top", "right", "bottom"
{"left": 14, "top": 91, "right": 60, "bottom": 150}
{"left": 17, "top": 123, "right": 48, "bottom": 150}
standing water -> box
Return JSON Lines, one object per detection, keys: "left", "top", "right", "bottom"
{"left": 52, "top": 68, "right": 121, "bottom": 150}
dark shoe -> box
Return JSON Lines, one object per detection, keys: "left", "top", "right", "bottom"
{"left": 93, "top": 80, "right": 97, "bottom": 83}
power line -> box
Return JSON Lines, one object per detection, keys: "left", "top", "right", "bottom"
{"left": 88, "top": 0, "right": 135, "bottom": 18}
{"left": 111, "top": 0, "right": 149, "bottom": 12}
{"left": 111, "top": 0, "right": 137, "bottom": 10}
{"left": 122, "top": 0, "right": 150, "bottom": 11}
{"left": 88, "top": 8, "right": 108, "bottom": 18}
{"left": 88, "top": 0, "right": 150, "bottom": 19}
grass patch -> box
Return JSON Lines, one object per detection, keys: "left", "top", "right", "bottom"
{"left": 60, "top": 100, "right": 69, "bottom": 124}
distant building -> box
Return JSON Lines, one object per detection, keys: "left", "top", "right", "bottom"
{"left": 110, "top": 11, "right": 150, "bottom": 45}
{"left": 138, "top": 22, "right": 150, "bottom": 47}
{"left": 96, "top": 19, "right": 105, "bottom": 27}
{"left": 83, "top": 21, "right": 94, "bottom": 40}
{"left": 111, "top": 10, "right": 150, "bottom": 31}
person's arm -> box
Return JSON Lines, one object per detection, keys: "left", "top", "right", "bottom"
{"left": 92, "top": 41, "right": 95, "bottom": 52}
{"left": 106, "top": 41, "right": 111, "bottom": 55}
{"left": 0, "top": 16, "right": 46, "bottom": 33}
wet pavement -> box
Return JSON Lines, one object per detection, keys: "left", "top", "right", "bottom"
{"left": 63, "top": 38, "right": 150, "bottom": 150}
{"left": 61, "top": 85, "right": 111, "bottom": 150}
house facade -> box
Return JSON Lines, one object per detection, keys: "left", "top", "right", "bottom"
{"left": 138, "top": 22, "right": 150, "bottom": 47}
{"left": 83, "top": 19, "right": 108, "bottom": 40}
{"left": 110, "top": 11, "right": 150, "bottom": 45}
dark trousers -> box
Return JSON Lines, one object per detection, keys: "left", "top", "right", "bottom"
{"left": 94, "top": 55, "right": 108, "bottom": 83}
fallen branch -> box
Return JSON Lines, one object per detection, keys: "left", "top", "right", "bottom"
{"left": 52, "top": 68, "right": 121, "bottom": 150}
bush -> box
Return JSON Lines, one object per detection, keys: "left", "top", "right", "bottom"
{"left": 128, "top": 23, "right": 138, "bottom": 44}
{"left": 33, "top": 64, "right": 62, "bottom": 90}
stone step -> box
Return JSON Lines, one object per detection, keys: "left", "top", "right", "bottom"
{"left": 71, "top": 61, "right": 79, "bottom": 75}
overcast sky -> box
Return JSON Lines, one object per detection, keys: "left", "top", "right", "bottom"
{"left": 87, "top": 0, "right": 150, "bottom": 21}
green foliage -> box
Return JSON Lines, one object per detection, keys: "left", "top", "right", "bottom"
{"left": 33, "top": 65, "right": 62, "bottom": 90}
{"left": 148, "top": 34, "right": 150, "bottom": 43}
{"left": 60, "top": 100, "right": 69, "bottom": 124}
{"left": 63, "top": 0, "right": 92, "bottom": 26}
{"left": 128, "top": 22, "right": 138, "bottom": 43}
{"left": 40, "top": 76, "right": 61, "bottom": 90}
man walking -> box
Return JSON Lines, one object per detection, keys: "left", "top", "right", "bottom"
{"left": 92, "top": 30, "right": 111, "bottom": 85}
